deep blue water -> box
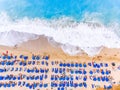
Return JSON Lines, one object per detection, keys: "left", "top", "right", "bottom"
{"left": 0, "top": 0, "right": 120, "bottom": 23}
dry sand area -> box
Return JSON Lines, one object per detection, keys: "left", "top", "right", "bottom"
{"left": 0, "top": 35, "right": 120, "bottom": 90}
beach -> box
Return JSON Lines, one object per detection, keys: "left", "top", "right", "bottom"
{"left": 0, "top": 35, "right": 120, "bottom": 90}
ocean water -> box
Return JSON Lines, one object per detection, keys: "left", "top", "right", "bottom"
{"left": 0, "top": 0, "right": 120, "bottom": 56}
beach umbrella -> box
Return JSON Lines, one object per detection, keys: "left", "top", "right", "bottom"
{"left": 7, "top": 56, "right": 11, "bottom": 60}
{"left": 13, "top": 76, "right": 16, "bottom": 80}
{"left": 11, "top": 61, "right": 14, "bottom": 66}
{"left": 58, "top": 88, "right": 60, "bottom": 90}
{"left": 26, "top": 83, "right": 29, "bottom": 87}
{"left": 79, "top": 83, "right": 82, "bottom": 87}
{"left": 93, "top": 77, "right": 97, "bottom": 81}
{"left": 66, "top": 77, "right": 69, "bottom": 80}
{"left": 88, "top": 62, "right": 92, "bottom": 66}
{"left": 83, "top": 70, "right": 87, "bottom": 74}
{"left": 63, "top": 63, "right": 66, "bottom": 67}
{"left": 79, "top": 70, "right": 82, "bottom": 74}
{"left": 3, "top": 83, "right": 7, "bottom": 88}
{"left": 59, "top": 63, "right": 63, "bottom": 67}
{"left": 97, "top": 77, "right": 101, "bottom": 81}
{"left": 26, "top": 76, "right": 29, "bottom": 80}
{"left": 83, "top": 76, "right": 87, "bottom": 81}
{"left": 2, "top": 56, "right": 7, "bottom": 60}
{"left": 41, "top": 61, "right": 44, "bottom": 65}
{"left": 44, "top": 84, "right": 48, "bottom": 88}
{"left": 75, "top": 70, "right": 79, "bottom": 74}
{"left": 36, "top": 56, "right": 40, "bottom": 60}
{"left": 19, "top": 55, "right": 23, "bottom": 58}
{"left": 83, "top": 82, "right": 87, "bottom": 88}
{"left": 100, "top": 63, "right": 103, "bottom": 67}
{"left": 45, "top": 56, "right": 49, "bottom": 60}
{"left": 29, "top": 85, "right": 32, "bottom": 89}
{"left": 32, "top": 61, "right": 35, "bottom": 65}
{"left": 1, "top": 61, "right": 5, "bottom": 66}
{"left": 19, "top": 62, "right": 23, "bottom": 66}
{"left": 83, "top": 63, "right": 87, "bottom": 68}
{"left": 75, "top": 63, "right": 79, "bottom": 67}
{"left": 105, "top": 63, "right": 108, "bottom": 67}
{"left": 23, "top": 56, "right": 28, "bottom": 60}
{"left": 71, "top": 63, "right": 74, "bottom": 67}
{"left": 101, "top": 70, "right": 105, "bottom": 75}
{"left": 74, "top": 83, "right": 78, "bottom": 88}
{"left": 39, "top": 83, "right": 43, "bottom": 88}
{"left": 33, "top": 83, "right": 37, "bottom": 88}
{"left": 105, "top": 77, "right": 109, "bottom": 82}
{"left": 67, "top": 63, "right": 70, "bottom": 67}
{"left": 12, "top": 83, "right": 16, "bottom": 87}
{"left": 79, "top": 63, "right": 82, "bottom": 67}
{"left": 101, "top": 77, "right": 105, "bottom": 82}
{"left": 18, "top": 81, "right": 21, "bottom": 86}
{"left": 112, "top": 62, "right": 115, "bottom": 66}
{"left": 76, "top": 76, "right": 79, "bottom": 80}
{"left": 32, "top": 55, "right": 35, "bottom": 60}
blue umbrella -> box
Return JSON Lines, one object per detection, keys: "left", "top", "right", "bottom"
{"left": 88, "top": 62, "right": 92, "bottom": 66}
{"left": 18, "top": 81, "right": 21, "bottom": 86}
{"left": 44, "top": 84, "right": 48, "bottom": 88}
{"left": 75, "top": 63, "right": 79, "bottom": 67}
{"left": 32, "top": 61, "right": 35, "bottom": 65}
{"left": 67, "top": 63, "right": 70, "bottom": 67}
{"left": 100, "top": 63, "right": 103, "bottom": 67}
{"left": 71, "top": 63, "right": 74, "bottom": 67}
{"left": 19, "top": 62, "right": 23, "bottom": 66}
{"left": 79, "top": 70, "right": 82, "bottom": 74}
{"left": 83, "top": 70, "right": 87, "bottom": 75}
{"left": 79, "top": 63, "right": 82, "bottom": 67}
{"left": 63, "top": 63, "right": 66, "bottom": 67}
{"left": 75, "top": 70, "right": 79, "bottom": 74}
{"left": 2, "top": 56, "right": 7, "bottom": 60}
{"left": 83, "top": 82, "right": 87, "bottom": 88}
{"left": 41, "top": 61, "right": 44, "bottom": 65}
{"left": 76, "top": 76, "right": 79, "bottom": 80}
{"left": 89, "top": 71, "right": 93, "bottom": 75}
{"left": 93, "top": 77, "right": 97, "bottom": 81}
{"left": 12, "top": 83, "right": 16, "bottom": 87}
{"left": 105, "top": 77, "right": 109, "bottom": 82}
{"left": 105, "top": 63, "right": 108, "bottom": 67}
{"left": 0, "top": 76, "right": 4, "bottom": 80}
{"left": 83, "top": 77, "right": 87, "bottom": 81}
{"left": 1, "top": 61, "right": 5, "bottom": 66}
{"left": 83, "top": 63, "right": 87, "bottom": 68}
{"left": 3, "top": 83, "right": 7, "bottom": 88}
{"left": 39, "top": 83, "right": 43, "bottom": 88}
{"left": 59, "top": 63, "right": 63, "bottom": 67}
{"left": 97, "top": 77, "right": 101, "bottom": 81}
{"left": 101, "top": 77, "right": 105, "bottom": 82}
{"left": 23, "top": 56, "right": 28, "bottom": 60}
{"left": 26, "top": 83, "right": 29, "bottom": 87}
{"left": 45, "top": 56, "right": 49, "bottom": 60}
{"left": 32, "top": 55, "right": 35, "bottom": 60}
{"left": 26, "top": 76, "right": 29, "bottom": 80}
{"left": 19, "top": 55, "right": 23, "bottom": 59}
{"left": 101, "top": 70, "right": 105, "bottom": 75}
{"left": 29, "top": 85, "right": 32, "bottom": 89}
{"left": 7, "top": 56, "right": 11, "bottom": 60}
{"left": 36, "top": 56, "right": 40, "bottom": 60}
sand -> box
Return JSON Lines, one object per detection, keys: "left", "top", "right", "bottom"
{"left": 0, "top": 35, "right": 120, "bottom": 90}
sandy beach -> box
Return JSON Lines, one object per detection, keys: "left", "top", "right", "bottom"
{"left": 0, "top": 35, "right": 120, "bottom": 90}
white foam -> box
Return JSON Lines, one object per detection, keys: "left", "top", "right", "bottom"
{"left": 0, "top": 12, "right": 120, "bottom": 56}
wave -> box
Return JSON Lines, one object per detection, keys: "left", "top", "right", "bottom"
{"left": 0, "top": 13, "right": 120, "bottom": 56}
